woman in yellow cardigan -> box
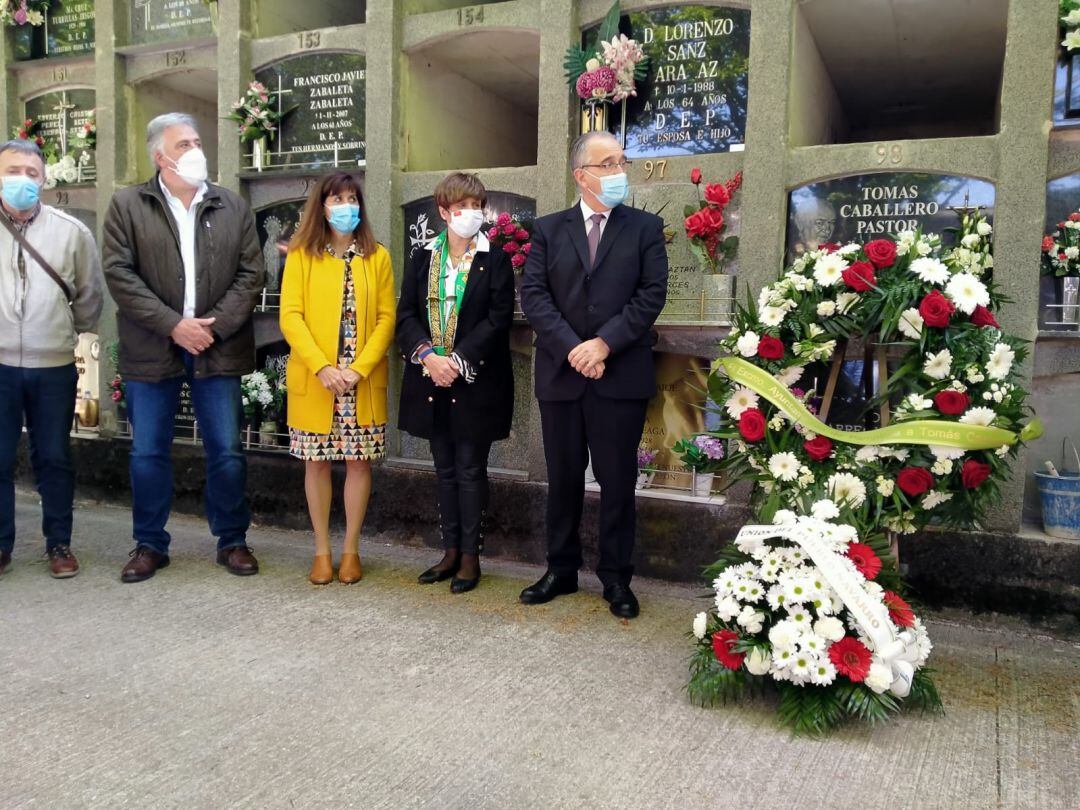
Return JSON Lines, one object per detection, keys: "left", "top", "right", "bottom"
{"left": 279, "top": 172, "right": 396, "bottom": 585}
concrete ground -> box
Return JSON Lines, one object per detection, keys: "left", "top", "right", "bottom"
{"left": 2, "top": 491, "right": 1079, "bottom": 810}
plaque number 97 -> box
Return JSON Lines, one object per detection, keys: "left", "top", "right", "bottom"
{"left": 643, "top": 159, "right": 667, "bottom": 180}
{"left": 874, "top": 143, "right": 903, "bottom": 165}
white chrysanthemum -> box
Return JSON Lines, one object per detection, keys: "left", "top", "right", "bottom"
{"left": 864, "top": 659, "right": 893, "bottom": 694}
{"left": 768, "top": 452, "right": 800, "bottom": 482}
{"left": 745, "top": 646, "right": 771, "bottom": 675}
{"left": 736, "top": 330, "right": 760, "bottom": 358}
{"left": 760, "top": 305, "right": 787, "bottom": 328}
{"left": 898, "top": 308, "right": 923, "bottom": 340}
{"left": 816, "top": 300, "right": 836, "bottom": 317}
{"left": 922, "top": 490, "right": 954, "bottom": 509}
{"left": 758, "top": 285, "right": 781, "bottom": 311}
{"left": 929, "top": 445, "right": 965, "bottom": 461}
{"left": 772, "top": 509, "right": 798, "bottom": 525}
{"left": 714, "top": 595, "right": 741, "bottom": 622}
{"left": 959, "top": 407, "right": 997, "bottom": 427}
{"left": 768, "top": 620, "right": 800, "bottom": 650}
{"left": 837, "top": 243, "right": 860, "bottom": 256}
{"left": 909, "top": 257, "right": 950, "bottom": 285}
{"left": 814, "top": 616, "right": 845, "bottom": 642}
{"left": 986, "top": 343, "right": 1015, "bottom": 381}
{"left": 827, "top": 472, "right": 867, "bottom": 508}
{"left": 737, "top": 606, "right": 765, "bottom": 635}
{"left": 876, "top": 475, "right": 895, "bottom": 497}
{"left": 923, "top": 349, "right": 953, "bottom": 380}
{"left": 855, "top": 446, "right": 881, "bottom": 463}
{"left": 775, "top": 364, "right": 805, "bottom": 388}
{"left": 903, "top": 393, "right": 933, "bottom": 411}
{"left": 810, "top": 499, "right": 840, "bottom": 521}
{"left": 812, "top": 253, "right": 848, "bottom": 287}
{"left": 931, "top": 458, "right": 953, "bottom": 476}
{"left": 945, "top": 272, "right": 990, "bottom": 315}
{"left": 692, "top": 612, "right": 707, "bottom": 640}
{"left": 725, "top": 387, "right": 760, "bottom": 419}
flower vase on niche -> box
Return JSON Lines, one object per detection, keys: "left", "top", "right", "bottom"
{"left": 684, "top": 168, "right": 743, "bottom": 323}
{"left": 692, "top": 470, "right": 714, "bottom": 498}
{"left": 1041, "top": 213, "right": 1080, "bottom": 329}
{"left": 252, "top": 137, "right": 269, "bottom": 172}
{"left": 259, "top": 418, "right": 278, "bottom": 447}
{"left": 580, "top": 99, "right": 610, "bottom": 134}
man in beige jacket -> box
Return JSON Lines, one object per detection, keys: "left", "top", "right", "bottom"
{"left": 0, "top": 139, "right": 103, "bottom": 579}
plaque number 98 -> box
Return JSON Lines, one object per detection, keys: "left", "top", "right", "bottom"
{"left": 874, "top": 143, "right": 903, "bottom": 165}
{"left": 643, "top": 159, "right": 667, "bottom": 180}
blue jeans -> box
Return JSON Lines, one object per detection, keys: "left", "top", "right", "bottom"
{"left": 125, "top": 356, "right": 249, "bottom": 554}
{"left": 0, "top": 363, "right": 78, "bottom": 555}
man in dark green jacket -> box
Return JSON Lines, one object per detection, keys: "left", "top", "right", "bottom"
{"left": 103, "top": 112, "right": 264, "bottom": 583}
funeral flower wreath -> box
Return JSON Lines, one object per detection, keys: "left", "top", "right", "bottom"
{"left": 686, "top": 212, "right": 1040, "bottom": 734}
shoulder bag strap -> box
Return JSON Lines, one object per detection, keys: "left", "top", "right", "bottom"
{"left": 0, "top": 212, "right": 74, "bottom": 304}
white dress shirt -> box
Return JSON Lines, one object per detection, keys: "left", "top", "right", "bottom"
{"left": 159, "top": 178, "right": 207, "bottom": 319}
{"left": 579, "top": 197, "right": 610, "bottom": 241}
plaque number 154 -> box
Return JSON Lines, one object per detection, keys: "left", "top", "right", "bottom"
{"left": 457, "top": 7, "right": 484, "bottom": 25}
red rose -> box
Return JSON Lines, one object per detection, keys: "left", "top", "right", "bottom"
{"left": 521, "top": 242, "right": 532, "bottom": 254}
{"left": 828, "top": 637, "right": 872, "bottom": 682}
{"left": 684, "top": 206, "right": 724, "bottom": 239}
{"left": 919, "top": 290, "right": 955, "bottom": 328}
{"left": 841, "top": 261, "right": 876, "bottom": 292}
{"left": 510, "top": 253, "right": 526, "bottom": 268}
{"left": 757, "top": 336, "right": 785, "bottom": 360}
{"left": 961, "top": 459, "right": 992, "bottom": 489}
{"left": 883, "top": 591, "right": 916, "bottom": 629}
{"left": 711, "top": 630, "right": 745, "bottom": 671}
{"left": 1043, "top": 236, "right": 1056, "bottom": 252}
{"left": 864, "top": 239, "right": 898, "bottom": 269}
{"left": 496, "top": 212, "right": 511, "bottom": 226}
{"left": 971, "top": 305, "right": 999, "bottom": 328}
{"left": 515, "top": 228, "right": 530, "bottom": 241}
{"left": 897, "top": 466, "right": 935, "bottom": 498}
{"left": 934, "top": 390, "right": 970, "bottom": 415}
{"left": 704, "top": 182, "right": 730, "bottom": 207}
{"left": 486, "top": 227, "right": 499, "bottom": 241}
{"left": 1070, "top": 213, "right": 1080, "bottom": 222}
{"left": 846, "top": 542, "right": 882, "bottom": 581}
{"left": 690, "top": 167, "right": 702, "bottom": 185}
{"left": 501, "top": 222, "right": 516, "bottom": 236}
{"left": 819, "top": 242, "right": 841, "bottom": 254}
{"left": 502, "top": 241, "right": 520, "bottom": 254}
{"left": 803, "top": 435, "right": 833, "bottom": 462}
{"left": 738, "top": 408, "right": 767, "bottom": 442}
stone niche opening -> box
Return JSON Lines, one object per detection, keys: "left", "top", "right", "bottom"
{"left": 253, "top": 0, "right": 365, "bottom": 38}
{"left": 130, "top": 69, "right": 219, "bottom": 182}
{"left": 790, "top": 0, "right": 1007, "bottom": 146}
{"left": 405, "top": 29, "right": 539, "bottom": 171}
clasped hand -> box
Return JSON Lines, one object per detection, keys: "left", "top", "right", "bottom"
{"left": 316, "top": 365, "right": 361, "bottom": 396}
{"left": 568, "top": 337, "right": 610, "bottom": 379}
{"left": 423, "top": 354, "right": 459, "bottom": 388}
{"left": 171, "top": 317, "right": 217, "bottom": 355}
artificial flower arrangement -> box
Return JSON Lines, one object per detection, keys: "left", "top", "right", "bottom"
{"left": 0, "top": 1, "right": 47, "bottom": 27}
{"left": 240, "top": 369, "right": 284, "bottom": 424}
{"left": 1062, "top": 0, "right": 1080, "bottom": 51}
{"left": 12, "top": 116, "right": 91, "bottom": 188}
{"left": 685, "top": 168, "right": 743, "bottom": 275}
{"left": 564, "top": 2, "right": 648, "bottom": 113}
{"left": 486, "top": 212, "right": 532, "bottom": 272}
{"left": 227, "top": 81, "right": 293, "bottom": 142}
{"left": 672, "top": 434, "right": 725, "bottom": 474}
{"left": 1041, "top": 212, "right": 1080, "bottom": 277}
{"left": 685, "top": 211, "right": 1040, "bottom": 734}
{"left": 108, "top": 341, "right": 125, "bottom": 410}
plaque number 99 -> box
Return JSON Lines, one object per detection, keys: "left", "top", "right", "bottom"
{"left": 874, "top": 143, "right": 903, "bottom": 165}
{"left": 643, "top": 159, "right": 667, "bottom": 180}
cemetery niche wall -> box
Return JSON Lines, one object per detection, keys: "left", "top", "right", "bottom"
{"left": 13, "top": 0, "right": 94, "bottom": 60}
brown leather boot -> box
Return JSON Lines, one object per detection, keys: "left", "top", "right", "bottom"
{"left": 309, "top": 554, "right": 333, "bottom": 585}
{"left": 47, "top": 545, "right": 79, "bottom": 578}
{"left": 338, "top": 552, "right": 362, "bottom": 584}
{"left": 121, "top": 547, "right": 169, "bottom": 583}
{"left": 216, "top": 546, "right": 259, "bottom": 576}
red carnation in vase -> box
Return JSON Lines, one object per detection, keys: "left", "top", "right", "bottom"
{"left": 711, "top": 629, "right": 746, "bottom": 671}
{"left": 919, "top": 290, "right": 955, "bottom": 328}
{"left": 897, "top": 466, "right": 935, "bottom": 498}
{"left": 846, "top": 542, "right": 882, "bottom": 580}
{"left": 828, "top": 637, "right": 872, "bottom": 682}
{"left": 961, "top": 458, "right": 992, "bottom": 489}
{"left": 864, "top": 239, "right": 898, "bottom": 269}
{"left": 757, "top": 335, "right": 785, "bottom": 360}
{"left": 738, "top": 408, "right": 767, "bottom": 442}
{"left": 1070, "top": 213, "right": 1080, "bottom": 222}
{"left": 971, "top": 305, "right": 999, "bottom": 328}
{"left": 883, "top": 591, "right": 916, "bottom": 628}
{"left": 704, "top": 182, "right": 730, "bottom": 207}
{"left": 1042, "top": 236, "right": 1056, "bottom": 253}
{"left": 803, "top": 435, "right": 833, "bottom": 462}
{"left": 842, "top": 261, "right": 876, "bottom": 292}
{"left": 690, "top": 167, "right": 703, "bottom": 185}
{"left": 934, "top": 390, "right": 970, "bottom": 415}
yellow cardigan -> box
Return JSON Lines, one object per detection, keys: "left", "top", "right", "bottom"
{"left": 279, "top": 244, "right": 396, "bottom": 435}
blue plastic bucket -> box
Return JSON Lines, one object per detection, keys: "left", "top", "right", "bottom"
{"left": 1035, "top": 472, "right": 1080, "bottom": 539}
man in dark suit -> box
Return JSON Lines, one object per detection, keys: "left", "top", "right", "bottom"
{"left": 519, "top": 131, "right": 668, "bottom": 619}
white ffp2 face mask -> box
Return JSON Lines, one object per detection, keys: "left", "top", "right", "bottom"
{"left": 447, "top": 208, "right": 485, "bottom": 240}
{"left": 166, "top": 148, "right": 209, "bottom": 187}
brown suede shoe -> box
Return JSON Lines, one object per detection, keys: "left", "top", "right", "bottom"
{"left": 0, "top": 549, "right": 11, "bottom": 577}
{"left": 47, "top": 545, "right": 79, "bottom": 578}
{"left": 121, "top": 547, "right": 169, "bottom": 583}
{"left": 217, "top": 546, "right": 259, "bottom": 576}
{"left": 338, "top": 552, "right": 362, "bottom": 584}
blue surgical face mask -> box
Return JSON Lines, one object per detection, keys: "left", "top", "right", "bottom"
{"left": 1, "top": 175, "right": 41, "bottom": 211}
{"left": 326, "top": 203, "right": 360, "bottom": 234}
{"left": 587, "top": 171, "right": 629, "bottom": 209}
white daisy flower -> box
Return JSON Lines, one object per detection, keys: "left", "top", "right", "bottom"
{"left": 986, "top": 343, "right": 1015, "bottom": 380}
{"left": 789, "top": 652, "right": 813, "bottom": 680}
{"left": 759, "top": 305, "right": 787, "bottom": 328}
{"left": 692, "top": 612, "right": 708, "bottom": 640}
{"left": 945, "top": 272, "right": 990, "bottom": 315}
{"left": 923, "top": 348, "right": 953, "bottom": 380}
{"left": 959, "top": 407, "right": 997, "bottom": 427}
{"left": 898, "top": 308, "right": 924, "bottom": 340}
{"left": 768, "top": 452, "right": 800, "bottom": 482}
{"left": 812, "top": 253, "right": 848, "bottom": 287}
{"left": 775, "top": 364, "right": 805, "bottom": 388}
{"left": 809, "top": 658, "right": 838, "bottom": 686}
{"left": 736, "top": 330, "right": 760, "bottom": 358}
{"left": 827, "top": 472, "right": 867, "bottom": 508}
{"left": 725, "top": 387, "right": 760, "bottom": 419}
{"left": 910, "top": 257, "right": 949, "bottom": 285}
{"left": 772, "top": 647, "right": 795, "bottom": 670}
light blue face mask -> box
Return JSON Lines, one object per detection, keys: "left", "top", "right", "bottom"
{"left": 587, "top": 171, "right": 629, "bottom": 209}
{"left": 325, "top": 203, "right": 360, "bottom": 234}
{"left": 1, "top": 175, "right": 41, "bottom": 211}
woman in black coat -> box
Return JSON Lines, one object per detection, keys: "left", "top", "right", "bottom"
{"left": 396, "top": 172, "right": 514, "bottom": 593}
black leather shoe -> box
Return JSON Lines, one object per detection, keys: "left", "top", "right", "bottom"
{"left": 418, "top": 563, "right": 459, "bottom": 584}
{"left": 520, "top": 571, "right": 578, "bottom": 605}
{"left": 603, "top": 584, "right": 640, "bottom": 619}
{"left": 450, "top": 573, "right": 480, "bottom": 594}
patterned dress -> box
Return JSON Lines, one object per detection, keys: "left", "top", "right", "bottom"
{"left": 289, "top": 243, "right": 387, "bottom": 461}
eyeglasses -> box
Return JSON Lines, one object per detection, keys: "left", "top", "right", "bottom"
{"left": 580, "top": 159, "right": 633, "bottom": 174}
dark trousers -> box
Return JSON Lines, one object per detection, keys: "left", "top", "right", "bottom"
{"left": 428, "top": 393, "right": 491, "bottom": 556}
{"left": 125, "top": 354, "right": 249, "bottom": 554}
{"left": 0, "top": 362, "right": 78, "bottom": 554}
{"left": 539, "top": 387, "right": 648, "bottom": 587}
